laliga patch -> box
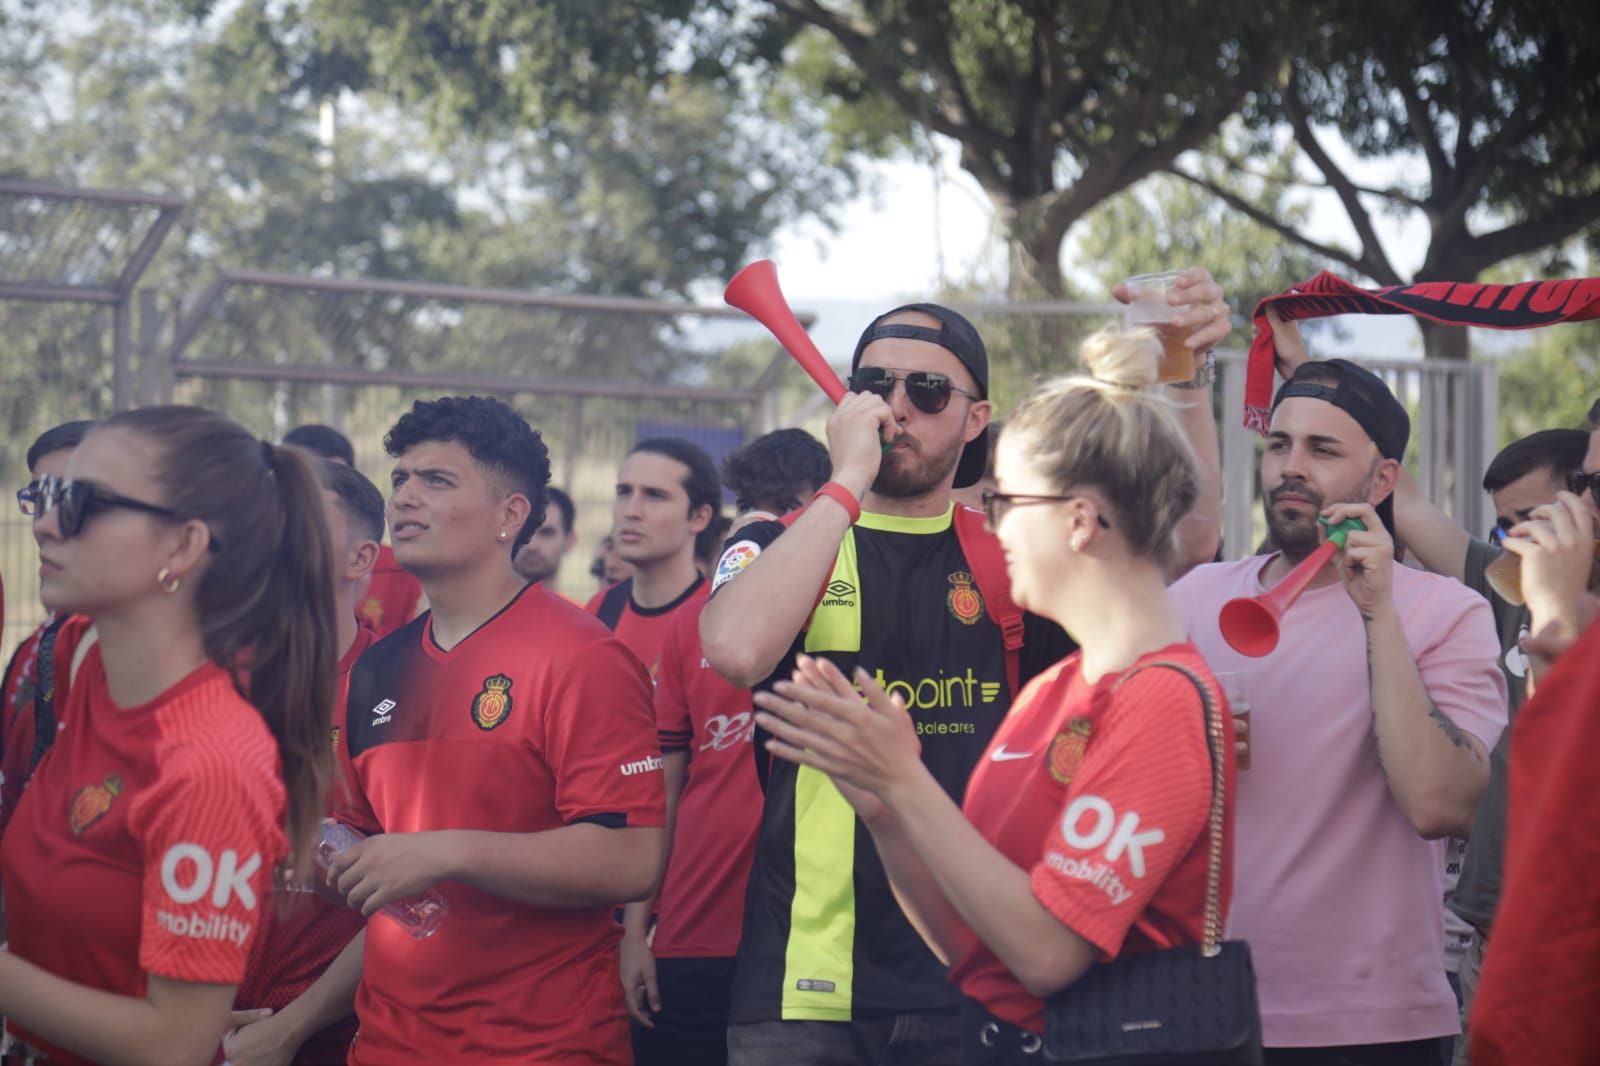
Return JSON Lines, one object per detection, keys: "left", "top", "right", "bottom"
{"left": 472, "top": 673, "right": 514, "bottom": 730}
{"left": 712, "top": 540, "right": 761, "bottom": 591}
{"left": 945, "top": 570, "right": 984, "bottom": 625}
{"left": 70, "top": 773, "right": 123, "bottom": 835}
{"left": 1047, "top": 719, "right": 1093, "bottom": 784}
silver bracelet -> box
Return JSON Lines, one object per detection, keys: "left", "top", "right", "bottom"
{"left": 1171, "top": 348, "right": 1217, "bottom": 389}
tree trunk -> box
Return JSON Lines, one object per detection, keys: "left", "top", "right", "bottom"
{"left": 994, "top": 196, "right": 1067, "bottom": 302}
{"left": 1417, "top": 318, "right": 1471, "bottom": 362}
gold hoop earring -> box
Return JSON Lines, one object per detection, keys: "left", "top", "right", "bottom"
{"left": 157, "top": 567, "right": 181, "bottom": 594}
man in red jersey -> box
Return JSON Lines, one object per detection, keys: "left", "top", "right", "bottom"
{"left": 325, "top": 396, "right": 667, "bottom": 1064}
{"left": 284, "top": 424, "right": 423, "bottom": 636}
{"left": 514, "top": 485, "right": 581, "bottom": 598}
{"left": 624, "top": 429, "right": 831, "bottom": 1066}
{"left": 1, "top": 420, "right": 96, "bottom": 838}
{"left": 586, "top": 438, "right": 721, "bottom": 678}
{"left": 222, "top": 458, "right": 388, "bottom": 1065}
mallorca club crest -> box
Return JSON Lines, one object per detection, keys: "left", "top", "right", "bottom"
{"left": 472, "top": 673, "right": 514, "bottom": 731}
{"left": 1047, "top": 719, "right": 1093, "bottom": 785}
{"left": 946, "top": 570, "right": 984, "bottom": 625}
{"left": 69, "top": 774, "right": 123, "bottom": 835}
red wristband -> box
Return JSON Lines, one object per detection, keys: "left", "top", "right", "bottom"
{"left": 815, "top": 481, "right": 861, "bottom": 524}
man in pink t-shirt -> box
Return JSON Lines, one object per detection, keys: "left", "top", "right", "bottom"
{"left": 1171, "top": 358, "right": 1506, "bottom": 1066}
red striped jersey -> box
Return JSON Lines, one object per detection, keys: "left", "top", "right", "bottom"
{"left": 1, "top": 648, "right": 286, "bottom": 1065}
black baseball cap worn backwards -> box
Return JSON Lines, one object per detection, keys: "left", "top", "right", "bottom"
{"left": 1272, "top": 358, "right": 1410, "bottom": 535}
{"left": 851, "top": 303, "right": 990, "bottom": 489}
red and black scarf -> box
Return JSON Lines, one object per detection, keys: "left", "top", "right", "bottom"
{"left": 1246, "top": 272, "right": 1600, "bottom": 431}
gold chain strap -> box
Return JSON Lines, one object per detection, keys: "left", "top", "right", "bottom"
{"left": 1200, "top": 673, "right": 1225, "bottom": 957}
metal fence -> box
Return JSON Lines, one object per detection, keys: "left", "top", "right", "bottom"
{"left": 2, "top": 181, "right": 1502, "bottom": 662}
{"left": 2, "top": 257, "right": 811, "bottom": 658}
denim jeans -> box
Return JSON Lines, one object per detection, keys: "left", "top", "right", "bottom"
{"left": 727, "top": 1011, "right": 963, "bottom": 1066}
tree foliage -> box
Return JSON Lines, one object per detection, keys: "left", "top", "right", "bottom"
{"left": 745, "top": 0, "right": 1301, "bottom": 297}
{"left": 1178, "top": 0, "right": 1600, "bottom": 359}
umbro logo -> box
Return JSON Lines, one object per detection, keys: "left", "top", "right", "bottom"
{"left": 371, "top": 698, "right": 396, "bottom": 726}
{"left": 821, "top": 579, "right": 856, "bottom": 608}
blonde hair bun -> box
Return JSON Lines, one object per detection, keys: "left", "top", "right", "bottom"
{"left": 1081, "top": 327, "right": 1161, "bottom": 389}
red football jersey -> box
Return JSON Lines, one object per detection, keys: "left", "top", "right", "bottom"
{"left": 951, "top": 644, "right": 1233, "bottom": 1033}
{"left": 584, "top": 577, "right": 706, "bottom": 682}
{"left": 233, "top": 622, "right": 378, "bottom": 1062}
{"left": 341, "top": 584, "right": 666, "bottom": 1064}
{"left": 0, "top": 614, "right": 93, "bottom": 838}
{"left": 0, "top": 648, "right": 287, "bottom": 1066}
{"left": 358, "top": 546, "right": 423, "bottom": 637}
{"left": 650, "top": 598, "right": 762, "bottom": 959}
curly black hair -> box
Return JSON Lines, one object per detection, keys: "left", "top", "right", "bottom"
{"left": 384, "top": 396, "right": 551, "bottom": 552}
{"left": 721, "top": 428, "right": 831, "bottom": 514}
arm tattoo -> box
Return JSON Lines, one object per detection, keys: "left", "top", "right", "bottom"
{"left": 1361, "top": 613, "right": 1375, "bottom": 693}
{"left": 1428, "top": 703, "right": 1482, "bottom": 760}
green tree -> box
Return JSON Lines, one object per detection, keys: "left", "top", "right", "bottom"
{"left": 748, "top": 0, "right": 1298, "bottom": 299}
{"left": 1075, "top": 151, "right": 1328, "bottom": 319}
{"left": 262, "top": 0, "right": 1297, "bottom": 301}
{"left": 1177, "top": 0, "right": 1600, "bottom": 359}
{"left": 1495, "top": 325, "right": 1600, "bottom": 443}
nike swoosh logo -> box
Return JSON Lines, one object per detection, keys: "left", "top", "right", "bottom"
{"left": 991, "top": 746, "right": 1032, "bottom": 762}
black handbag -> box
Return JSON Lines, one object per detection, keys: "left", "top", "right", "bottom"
{"left": 1043, "top": 661, "right": 1263, "bottom": 1065}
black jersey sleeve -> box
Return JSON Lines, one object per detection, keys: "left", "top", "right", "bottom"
{"left": 707, "top": 518, "right": 787, "bottom": 598}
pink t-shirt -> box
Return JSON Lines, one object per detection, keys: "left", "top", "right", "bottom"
{"left": 1170, "top": 556, "right": 1506, "bottom": 1048}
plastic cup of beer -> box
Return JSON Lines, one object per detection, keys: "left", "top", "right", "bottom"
{"left": 1483, "top": 527, "right": 1600, "bottom": 607}
{"left": 1214, "top": 671, "right": 1251, "bottom": 771}
{"left": 1123, "top": 270, "right": 1197, "bottom": 385}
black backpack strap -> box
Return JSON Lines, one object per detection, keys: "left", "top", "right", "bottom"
{"left": 595, "top": 579, "right": 633, "bottom": 632}
{"left": 30, "top": 615, "right": 72, "bottom": 769}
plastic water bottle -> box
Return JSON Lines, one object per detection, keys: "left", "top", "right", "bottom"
{"left": 316, "top": 821, "right": 449, "bottom": 939}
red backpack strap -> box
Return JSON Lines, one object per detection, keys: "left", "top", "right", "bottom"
{"left": 952, "top": 505, "right": 1024, "bottom": 698}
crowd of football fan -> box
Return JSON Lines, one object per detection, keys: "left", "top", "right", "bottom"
{"left": 0, "top": 270, "right": 1592, "bottom": 1066}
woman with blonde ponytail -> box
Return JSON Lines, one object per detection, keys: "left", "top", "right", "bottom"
{"left": 0, "top": 406, "right": 336, "bottom": 1066}
{"left": 752, "top": 325, "right": 1235, "bottom": 1064}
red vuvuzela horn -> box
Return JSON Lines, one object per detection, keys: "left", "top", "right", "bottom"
{"left": 724, "top": 260, "right": 846, "bottom": 404}
{"left": 1217, "top": 518, "right": 1364, "bottom": 657}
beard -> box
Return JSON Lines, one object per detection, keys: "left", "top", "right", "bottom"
{"left": 872, "top": 429, "right": 966, "bottom": 499}
{"left": 1263, "top": 473, "right": 1375, "bottom": 560}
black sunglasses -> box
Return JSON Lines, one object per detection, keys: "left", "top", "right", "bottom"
{"left": 1566, "top": 469, "right": 1600, "bottom": 507}
{"left": 16, "top": 480, "right": 42, "bottom": 516}
{"left": 848, "top": 367, "right": 978, "bottom": 415}
{"left": 981, "top": 491, "right": 1112, "bottom": 531}
{"left": 33, "top": 474, "right": 222, "bottom": 551}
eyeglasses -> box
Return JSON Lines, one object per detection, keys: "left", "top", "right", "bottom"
{"left": 847, "top": 367, "right": 978, "bottom": 415}
{"left": 1566, "top": 469, "right": 1600, "bottom": 507}
{"left": 31, "top": 474, "right": 221, "bottom": 551}
{"left": 981, "top": 491, "right": 1112, "bottom": 531}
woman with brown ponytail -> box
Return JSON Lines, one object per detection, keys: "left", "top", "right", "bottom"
{"left": 0, "top": 406, "right": 337, "bottom": 1066}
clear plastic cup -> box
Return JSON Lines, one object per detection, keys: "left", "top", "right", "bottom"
{"left": 1123, "top": 270, "right": 1198, "bottom": 385}
{"left": 317, "top": 821, "right": 448, "bottom": 939}
{"left": 1482, "top": 531, "right": 1600, "bottom": 607}
{"left": 1214, "top": 671, "right": 1251, "bottom": 771}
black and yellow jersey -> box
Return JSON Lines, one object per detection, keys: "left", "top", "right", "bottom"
{"left": 712, "top": 505, "right": 1073, "bottom": 1022}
